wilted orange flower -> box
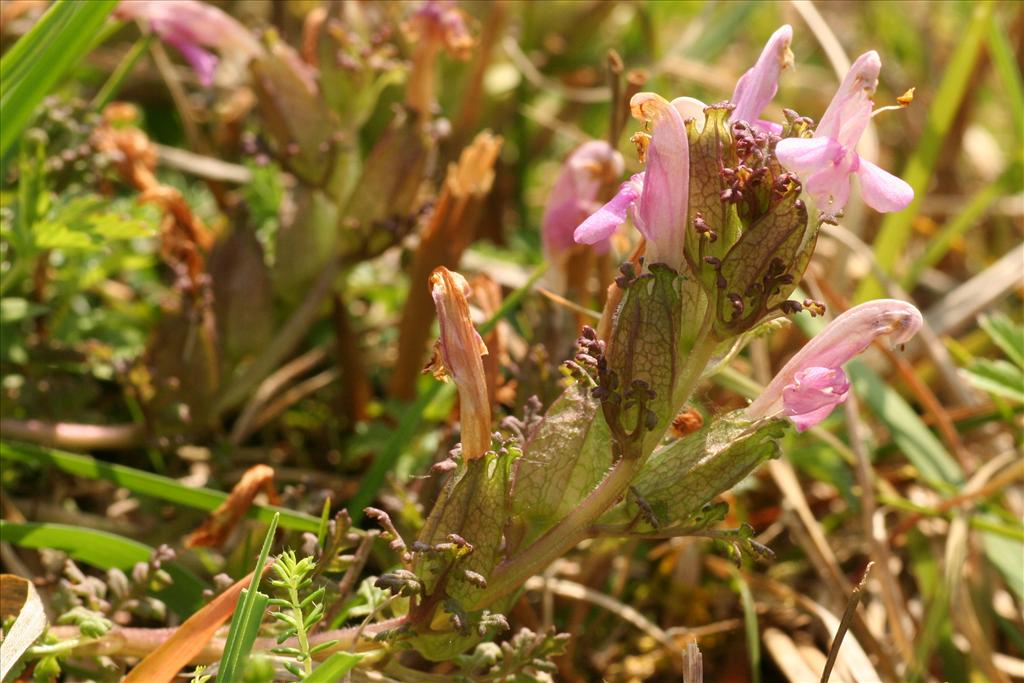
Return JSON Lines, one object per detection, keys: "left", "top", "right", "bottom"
{"left": 425, "top": 267, "right": 491, "bottom": 460}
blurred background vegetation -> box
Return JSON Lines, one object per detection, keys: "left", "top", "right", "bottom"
{"left": 0, "top": 1, "right": 1021, "bottom": 681}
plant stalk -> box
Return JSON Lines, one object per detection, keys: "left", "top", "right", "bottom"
{"left": 471, "top": 335, "right": 718, "bottom": 610}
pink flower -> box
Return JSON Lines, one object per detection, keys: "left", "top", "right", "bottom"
{"left": 116, "top": 0, "right": 262, "bottom": 87}
{"left": 671, "top": 25, "right": 794, "bottom": 134}
{"left": 746, "top": 299, "right": 922, "bottom": 430}
{"left": 775, "top": 51, "right": 914, "bottom": 214}
{"left": 574, "top": 93, "right": 690, "bottom": 271}
{"left": 543, "top": 141, "right": 624, "bottom": 256}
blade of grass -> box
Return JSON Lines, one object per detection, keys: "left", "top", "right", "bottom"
{"left": 91, "top": 34, "right": 154, "bottom": 111}
{"left": 217, "top": 513, "right": 280, "bottom": 682}
{"left": 730, "top": 567, "right": 760, "bottom": 683}
{"left": 0, "top": 0, "right": 118, "bottom": 158}
{"left": 305, "top": 651, "right": 364, "bottom": 682}
{"left": 857, "top": 2, "right": 993, "bottom": 301}
{"left": 0, "top": 520, "right": 204, "bottom": 617}
{"left": 988, "top": 11, "right": 1024, "bottom": 142}
{"left": 0, "top": 441, "right": 321, "bottom": 533}
{"left": 347, "top": 265, "right": 546, "bottom": 521}
{"left": 0, "top": 575, "right": 47, "bottom": 682}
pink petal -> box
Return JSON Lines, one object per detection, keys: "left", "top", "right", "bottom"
{"left": 786, "top": 404, "right": 840, "bottom": 432}
{"left": 816, "top": 51, "right": 880, "bottom": 149}
{"left": 775, "top": 136, "right": 834, "bottom": 175}
{"left": 671, "top": 96, "right": 707, "bottom": 127}
{"left": 804, "top": 156, "right": 853, "bottom": 212}
{"left": 167, "top": 37, "right": 219, "bottom": 87}
{"left": 776, "top": 137, "right": 853, "bottom": 211}
{"left": 730, "top": 25, "right": 793, "bottom": 127}
{"left": 753, "top": 119, "right": 783, "bottom": 135}
{"left": 782, "top": 366, "right": 850, "bottom": 431}
{"left": 573, "top": 176, "right": 641, "bottom": 246}
{"left": 857, "top": 157, "right": 914, "bottom": 212}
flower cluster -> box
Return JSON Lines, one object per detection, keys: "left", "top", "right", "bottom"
{"left": 566, "top": 25, "right": 920, "bottom": 431}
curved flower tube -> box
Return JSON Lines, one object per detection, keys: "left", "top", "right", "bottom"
{"left": 775, "top": 51, "right": 914, "bottom": 214}
{"left": 671, "top": 24, "right": 794, "bottom": 133}
{"left": 574, "top": 93, "right": 690, "bottom": 271}
{"left": 746, "top": 299, "right": 922, "bottom": 431}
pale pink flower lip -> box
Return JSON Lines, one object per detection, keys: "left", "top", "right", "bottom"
{"left": 543, "top": 140, "right": 624, "bottom": 256}
{"left": 746, "top": 299, "right": 923, "bottom": 429}
{"left": 573, "top": 173, "right": 642, "bottom": 248}
{"left": 115, "top": 0, "right": 262, "bottom": 87}
{"left": 775, "top": 51, "right": 914, "bottom": 214}
{"left": 782, "top": 366, "right": 850, "bottom": 432}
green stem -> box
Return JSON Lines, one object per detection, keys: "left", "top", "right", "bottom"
{"left": 91, "top": 34, "right": 152, "bottom": 111}
{"left": 289, "top": 582, "right": 313, "bottom": 676}
{"left": 471, "top": 335, "right": 718, "bottom": 610}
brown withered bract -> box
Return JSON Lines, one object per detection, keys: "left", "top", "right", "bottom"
{"left": 185, "top": 465, "right": 280, "bottom": 548}
{"left": 424, "top": 267, "right": 491, "bottom": 460}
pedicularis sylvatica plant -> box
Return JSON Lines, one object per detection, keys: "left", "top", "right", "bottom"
{"left": 388, "top": 25, "right": 923, "bottom": 659}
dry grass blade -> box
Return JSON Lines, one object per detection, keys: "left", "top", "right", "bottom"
{"left": 924, "top": 243, "right": 1024, "bottom": 337}
{"left": 185, "top": 465, "right": 280, "bottom": 549}
{"left": 0, "top": 419, "right": 143, "bottom": 450}
{"left": 844, "top": 391, "right": 915, "bottom": 665}
{"left": 820, "top": 562, "right": 873, "bottom": 683}
{"left": 230, "top": 346, "right": 330, "bottom": 445}
{"left": 942, "top": 454, "right": 1019, "bottom": 683}
{"left": 0, "top": 574, "right": 47, "bottom": 680}
{"left": 122, "top": 570, "right": 259, "bottom": 683}
{"left": 684, "top": 640, "right": 703, "bottom": 683}
{"left": 763, "top": 628, "right": 823, "bottom": 683}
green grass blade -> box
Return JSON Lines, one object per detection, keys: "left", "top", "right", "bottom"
{"left": 218, "top": 513, "right": 280, "bottom": 682}
{"left": 0, "top": 441, "right": 321, "bottom": 533}
{"left": 730, "top": 568, "right": 760, "bottom": 683}
{"left": 0, "top": 0, "right": 118, "bottom": 158}
{"left": 347, "top": 264, "right": 546, "bottom": 521}
{"left": 857, "top": 2, "right": 993, "bottom": 301}
{"left": 988, "top": 11, "right": 1024, "bottom": 142}
{"left": 979, "top": 313, "right": 1024, "bottom": 369}
{"left": 0, "top": 520, "right": 204, "bottom": 617}
{"left": 305, "top": 651, "right": 363, "bottom": 681}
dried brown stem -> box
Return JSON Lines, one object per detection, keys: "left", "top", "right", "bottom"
{"left": 0, "top": 420, "right": 143, "bottom": 451}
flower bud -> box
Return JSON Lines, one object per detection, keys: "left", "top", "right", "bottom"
{"left": 543, "top": 140, "right": 624, "bottom": 257}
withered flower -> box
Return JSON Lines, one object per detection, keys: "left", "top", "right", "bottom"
{"left": 425, "top": 267, "right": 491, "bottom": 460}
